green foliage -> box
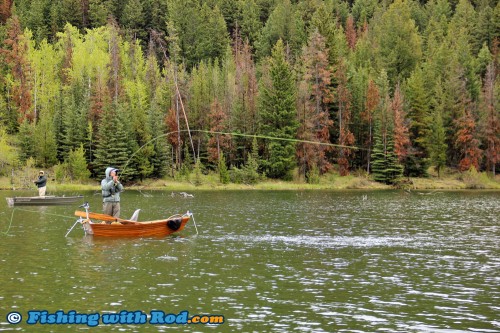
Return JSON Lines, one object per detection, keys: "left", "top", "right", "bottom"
{"left": 306, "top": 164, "right": 320, "bottom": 184}
{"left": 122, "top": 0, "right": 146, "bottom": 41}
{"left": 371, "top": 121, "right": 403, "bottom": 185}
{"left": 218, "top": 153, "right": 230, "bottom": 184}
{"left": 404, "top": 67, "right": 431, "bottom": 176}
{"left": 168, "top": 0, "right": 229, "bottom": 69}
{"left": 428, "top": 110, "right": 447, "bottom": 178}
{"left": 373, "top": 0, "right": 422, "bottom": 86}
{"left": 17, "top": 122, "right": 35, "bottom": 164}
{"left": 255, "top": 0, "right": 306, "bottom": 60}
{"left": 93, "top": 106, "right": 136, "bottom": 181}
{"left": 178, "top": 145, "right": 194, "bottom": 181}
{"left": 34, "top": 115, "right": 58, "bottom": 168}
{"left": 259, "top": 39, "right": 298, "bottom": 179}
{"left": 67, "top": 144, "right": 91, "bottom": 181}
{"left": 193, "top": 158, "right": 203, "bottom": 186}
{"left": 0, "top": 127, "right": 18, "bottom": 176}
{"left": 0, "top": 2, "right": 498, "bottom": 185}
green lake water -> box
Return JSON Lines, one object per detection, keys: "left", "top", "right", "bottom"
{"left": 0, "top": 189, "right": 498, "bottom": 332}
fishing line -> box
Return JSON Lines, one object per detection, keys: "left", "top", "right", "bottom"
{"left": 1, "top": 208, "right": 74, "bottom": 236}
{"left": 119, "top": 129, "right": 366, "bottom": 176}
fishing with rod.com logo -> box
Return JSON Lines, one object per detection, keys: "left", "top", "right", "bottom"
{"left": 6, "top": 309, "right": 224, "bottom": 326}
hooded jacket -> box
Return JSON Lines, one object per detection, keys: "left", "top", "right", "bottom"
{"left": 101, "top": 167, "right": 124, "bottom": 202}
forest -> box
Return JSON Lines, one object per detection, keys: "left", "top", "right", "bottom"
{"left": 0, "top": 0, "right": 498, "bottom": 185}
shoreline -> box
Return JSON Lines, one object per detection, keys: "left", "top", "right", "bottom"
{"left": 1, "top": 173, "right": 499, "bottom": 191}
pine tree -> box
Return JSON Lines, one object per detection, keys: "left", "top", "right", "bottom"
{"left": 392, "top": 84, "right": 410, "bottom": 164}
{"left": 480, "top": 63, "right": 499, "bottom": 175}
{"left": 34, "top": 115, "right": 57, "bottom": 167}
{"left": 235, "top": 0, "right": 262, "bottom": 46}
{"left": 231, "top": 34, "right": 258, "bottom": 166}
{"left": 0, "top": 15, "right": 33, "bottom": 125}
{"left": 218, "top": 153, "right": 230, "bottom": 184}
{"left": 455, "top": 108, "right": 482, "bottom": 172}
{"left": 345, "top": 15, "right": 357, "bottom": 50}
{"left": 88, "top": 0, "right": 111, "bottom": 28}
{"left": 371, "top": 119, "right": 403, "bottom": 185}
{"left": 93, "top": 106, "right": 135, "bottom": 181}
{"left": 18, "top": 121, "right": 36, "bottom": 163}
{"left": 296, "top": 30, "right": 333, "bottom": 179}
{"left": 122, "top": 0, "right": 146, "bottom": 42}
{"left": 67, "top": 143, "right": 91, "bottom": 181}
{"left": 428, "top": 90, "right": 447, "bottom": 178}
{"left": 259, "top": 39, "right": 298, "bottom": 179}
{"left": 0, "top": 0, "right": 13, "bottom": 24}
{"left": 362, "top": 80, "right": 379, "bottom": 173}
{"left": 255, "top": 0, "right": 306, "bottom": 60}
{"left": 335, "top": 59, "right": 355, "bottom": 176}
{"left": 405, "top": 67, "right": 430, "bottom": 176}
{"left": 371, "top": 89, "right": 403, "bottom": 184}
{"left": 207, "top": 98, "right": 231, "bottom": 164}
{"left": 374, "top": 0, "right": 422, "bottom": 86}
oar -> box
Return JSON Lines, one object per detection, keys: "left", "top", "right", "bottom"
{"left": 74, "top": 210, "right": 141, "bottom": 224}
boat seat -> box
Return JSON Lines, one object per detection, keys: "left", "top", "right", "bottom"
{"left": 129, "top": 209, "right": 141, "bottom": 222}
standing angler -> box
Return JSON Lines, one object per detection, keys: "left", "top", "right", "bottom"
{"left": 101, "top": 167, "right": 124, "bottom": 218}
{"left": 34, "top": 170, "right": 47, "bottom": 197}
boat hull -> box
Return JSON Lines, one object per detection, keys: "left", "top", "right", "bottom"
{"left": 82, "top": 216, "right": 190, "bottom": 237}
{"left": 6, "top": 195, "right": 84, "bottom": 207}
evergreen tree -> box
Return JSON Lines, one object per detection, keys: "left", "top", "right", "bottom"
{"left": 455, "top": 108, "right": 482, "bottom": 172}
{"left": 335, "top": 59, "right": 355, "bottom": 176}
{"left": 148, "top": 92, "right": 170, "bottom": 178}
{"left": 28, "top": 0, "right": 50, "bottom": 43}
{"left": 93, "top": 106, "right": 135, "bottom": 181}
{"left": 207, "top": 98, "right": 231, "bottom": 164}
{"left": 0, "top": 0, "right": 13, "bottom": 24}
{"left": 167, "top": 0, "right": 229, "bottom": 69}
{"left": 259, "top": 39, "right": 298, "bottom": 179}
{"left": 352, "top": 0, "right": 378, "bottom": 28}
{"left": 296, "top": 30, "right": 333, "bottom": 178}
{"left": 479, "top": 63, "right": 499, "bottom": 175}
{"left": 18, "top": 121, "right": 36, "bottom": 163}
{"left": 428, "top": 85, "right": 447, "bottom": 178}
{"left": 371, "top": 120, "right": 403, "bottom": 185}
{"left": 362, "top": 79, "right": 380, "bottom": 173}
{"left": 0, "top": 126, "right": 18, "bottom": 175}
{"left": 392, "top": 84, "right": 410, "bottom": 164}
{"left": 405, "top": 67, "right": 431, "bottom": 176}
{"left": 88, "top": 0, "right": 111, "bottom": 28}
{"left": 122, "top": 0, "right": 146, "bottom": 42}
{"left": 34, "top": 115, "right": 57, "bottom": 167}
{"left": 235, "top": 0, "right": 262, "bottom": 46}
{"left": 374, "top": 0, "right": 422, "bottom": 87}
{"left": 218, "top": 152, "right": 230, "bottom": 184}
{"left": 371, "top": 86, "right": 404, "bottom": 184}
{"left": 67, "top": 143, "right": 91, "bottom": 181}
{"left": 255, "top": 0, "right": 306, "bottom": 60}
{"left": 232, "top": 35, "right": 258, "bottom": 165}
{"left": 1, "top": 15, "right": 33, "bottom": 125}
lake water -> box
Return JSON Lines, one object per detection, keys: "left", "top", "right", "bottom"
{"left": 0, "top": 190, "right": 498, "bottom": 332}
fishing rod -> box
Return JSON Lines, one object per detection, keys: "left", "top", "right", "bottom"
{"left": 119, "top": 129, "right": 366, "bottom": 177}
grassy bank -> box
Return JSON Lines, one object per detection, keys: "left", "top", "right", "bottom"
{"left": 1, "top": 168, "right": 499, "bottom": 191}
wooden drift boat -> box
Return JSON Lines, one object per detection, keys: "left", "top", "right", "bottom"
{"left": 6, "top": 195, "right": 84, "bottom": 207}
{"left": 74, "top": 210, "right": 191, "bottom": 237}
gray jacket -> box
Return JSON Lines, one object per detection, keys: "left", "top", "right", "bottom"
{"left": 101, "top": 167, "right": 124, "bottom": 202}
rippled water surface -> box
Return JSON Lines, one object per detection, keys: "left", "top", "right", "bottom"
{"left": 0, "top": 190, "right": 499, "bottom": 332}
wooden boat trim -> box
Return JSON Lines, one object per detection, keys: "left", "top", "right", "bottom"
{"left": 74, "top": 210, "right": 190, "bottom": 237}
